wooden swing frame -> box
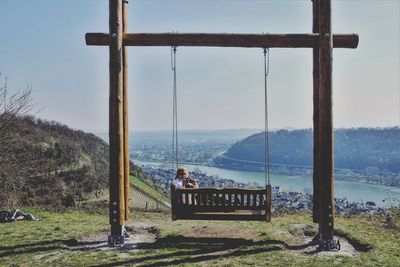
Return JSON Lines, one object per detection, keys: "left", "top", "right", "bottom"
{"left": 85, "top": 0, "right": 359, "bottom": 247}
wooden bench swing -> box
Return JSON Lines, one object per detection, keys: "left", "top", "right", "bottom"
{"left": 171, "top": 186, "right": 271, "bottom": 221}
{"left": 169, "top": 47, "right": 272, "bottom": 222}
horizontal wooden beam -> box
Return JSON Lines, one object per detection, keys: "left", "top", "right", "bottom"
{"left": 86, "top": 32, "right": 358, "bottom": 48}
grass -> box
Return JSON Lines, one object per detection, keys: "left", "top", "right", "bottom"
{"left": 1, "top": 209, "right": 399, "bottom": 267}
{"left": 130, "top": 175, "right": 170, "bottom": 203}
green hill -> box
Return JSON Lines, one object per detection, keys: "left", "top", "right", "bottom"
{"left": 214, "top": 128, "right": 400, "bottom": 185}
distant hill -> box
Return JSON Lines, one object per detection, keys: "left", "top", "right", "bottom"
{"left": 214, "top": 128, "right": 400, "bottom": 175}
{"left": 95, "top": 129, "right": 261, "bottom": 145}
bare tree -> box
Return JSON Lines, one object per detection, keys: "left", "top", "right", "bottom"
{"left": 0, "top": 73, "right": 35, "bottom": 144}
{"left": 0, "top": 73, "right": 41, "bottom": 208}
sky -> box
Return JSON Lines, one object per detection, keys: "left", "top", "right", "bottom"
{"left": 0, "top": 0, "right": 399, "bottom": 132}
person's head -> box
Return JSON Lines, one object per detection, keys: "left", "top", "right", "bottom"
{"left": 176, "top": 167, "right": 189, "bottom": 180}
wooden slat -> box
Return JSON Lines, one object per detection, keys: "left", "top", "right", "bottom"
{"left": 234, "top": 194, "right": 239, "bottom": 207}
{"left": 265, "top": 185, "right": 272, "bottom": 222}
{"left": 222, "top": 192, "right": 227, "bottom": 207}
{"left": 174, "top": 202, "right": 267, "bottom": 211}
{"left": 185, "top": 192, "right": 189, "bottom": 206}
{"left": 174, "top": 213, "right": 267, "bottom": 221}
{"left": 191, "top": 193, "right": 196, "bottom": 206}
{"left": 177, "top": 205, "right": 266, "bottom": 212}
{"left": 86, "top": 32, "right": 359, "bottom": 49}
{"left": 171, "top": 185, "right": 177, "bottom": 221}
{"left": 178, "top": 191, "right": 183, "bottom": 205}
{"left": 198, "top": 192, "right": 202, "bottom": 206}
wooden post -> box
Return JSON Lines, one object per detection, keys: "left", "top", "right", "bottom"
{"left": 312, "top": 0, "right": 320, "bottom": 224}
{"left": 122, "top": 0, "right": 130, "bottom": 221}
{"left": 108, "top": 0, "right": 125, "bottom": 245}
{"left": 318, "top": 0, "right": 338, "bottom": 249}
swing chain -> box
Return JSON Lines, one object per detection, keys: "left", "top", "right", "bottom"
{"left": 263, "top": 48, "right": 271, "bottom": 186}
{"left": 171, "top": 46, "right": 179, "bottom": 171}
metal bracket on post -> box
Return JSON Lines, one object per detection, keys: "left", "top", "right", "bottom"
{"left": 108, "top": 234, "right": 125, "bottom": 246}
{"left": 318, "top": 237, "right": 341, "bottom": 251}
{"left": 108, "top": 226, "right": 130, "bottom": 246}
{"left": 312, "top": 232, "right": 341, "bottom": 251}
{"left": 108, "top": 201, "right": 125, "bottom": 246}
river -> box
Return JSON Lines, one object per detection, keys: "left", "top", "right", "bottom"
{"left": 134, "top": 160, "right": 400, "bottom": 208}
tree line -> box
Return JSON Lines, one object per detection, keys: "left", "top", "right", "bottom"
{"left": 216, "top": 128, "right": 400, "bottom": 185}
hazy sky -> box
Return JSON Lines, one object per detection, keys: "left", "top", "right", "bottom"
{"left": 0, "top": 0, "right": 399, "bottom": 132}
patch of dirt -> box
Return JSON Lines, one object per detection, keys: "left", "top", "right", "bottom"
{"left": 75, "top": 221, "right": 158, "bottom": 250}
{"left": 301, "top": 236, "right": 359, "bottom": 257}
{"left": 286, "top": 224, "right": 370, "bottom": 257}
{"left": 182, "top": 225, "right": 259, "bottom": 240}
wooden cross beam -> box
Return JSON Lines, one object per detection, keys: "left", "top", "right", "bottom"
{"left": 86, "top": 32, "right": 358, "bottom": 48}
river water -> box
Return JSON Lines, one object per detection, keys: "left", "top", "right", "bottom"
{"left": 135, "top": 160, "right": 400, "bottom": 208}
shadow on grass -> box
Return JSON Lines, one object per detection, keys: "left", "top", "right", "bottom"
{"left": 0, "top": 235, "right": 334, "bottom": 266}
{"left": 0, "top": 234, "right": 313, "bottom": 265}
{"left": 335, "top": 229, "right": 373, "bottom": 252}
{"left": 0, "top": 239, "right": 104, "bottom": 258}
{"left": 88, "top": 235, "right": 316, "bottom": 267}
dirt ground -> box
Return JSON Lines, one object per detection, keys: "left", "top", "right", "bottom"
{"left": 77, "top": 221, "right": 360, "bottom": 258}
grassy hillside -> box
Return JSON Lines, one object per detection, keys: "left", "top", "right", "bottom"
{"left": 0, "top": 210, "right": 399, "bottom": 266}
{"left": 130, "top": 175, "right": 170, "bottom": 204}
{"left": 0, "top": 116, "right": 154, "bottom": 210}
{"left": 0, "top": 116, "right": 110, "bottom": 208}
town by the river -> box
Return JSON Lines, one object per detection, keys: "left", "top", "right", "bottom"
{"left": 135, "top": 160, "right": 400, "bottom": 208}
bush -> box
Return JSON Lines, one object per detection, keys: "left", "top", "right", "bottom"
{"left": 384, "top": 197, "right": 400, "bottom": 229}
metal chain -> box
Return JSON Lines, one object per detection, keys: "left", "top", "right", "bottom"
{"left": 263, "top": 48, "right": 271, "bottom": 186}
{"left": 171, "top": 46, "right": 179, "bottom": 171}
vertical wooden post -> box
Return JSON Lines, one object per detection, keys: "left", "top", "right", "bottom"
{"left": 122, "top": 0, "right": 130, "bottom": 221}
{"left": 109, "top": 0, "right": 125, "bottom": 245}
{"left": 312, "top": 0, "right": 320, "bottom": 224}
{"left": 318, "top": 0, "right": 337, "bottom": 249}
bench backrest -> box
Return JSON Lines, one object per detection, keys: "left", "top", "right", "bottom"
{"left": 171, "top": 186, "right": 271, "bottom": 213}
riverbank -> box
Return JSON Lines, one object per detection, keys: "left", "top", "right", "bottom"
{"left": 134, "top": 160, "right": 400, "bottom": 208}
{"left": 137, "top": 164, "right": 391, "bottom": 216}
{"left": 134, "top": 158, "right": 400, "bottom": 187}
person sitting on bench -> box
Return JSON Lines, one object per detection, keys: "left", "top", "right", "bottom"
{"left": 173, "top": 167, "right": 199, "bottom": 189}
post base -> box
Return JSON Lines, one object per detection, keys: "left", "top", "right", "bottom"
{"left": 108, "top": 234, "right": 125, "bottom": 246}
{"left": 318, "top": 237, "right": 341, "bottom": 251}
